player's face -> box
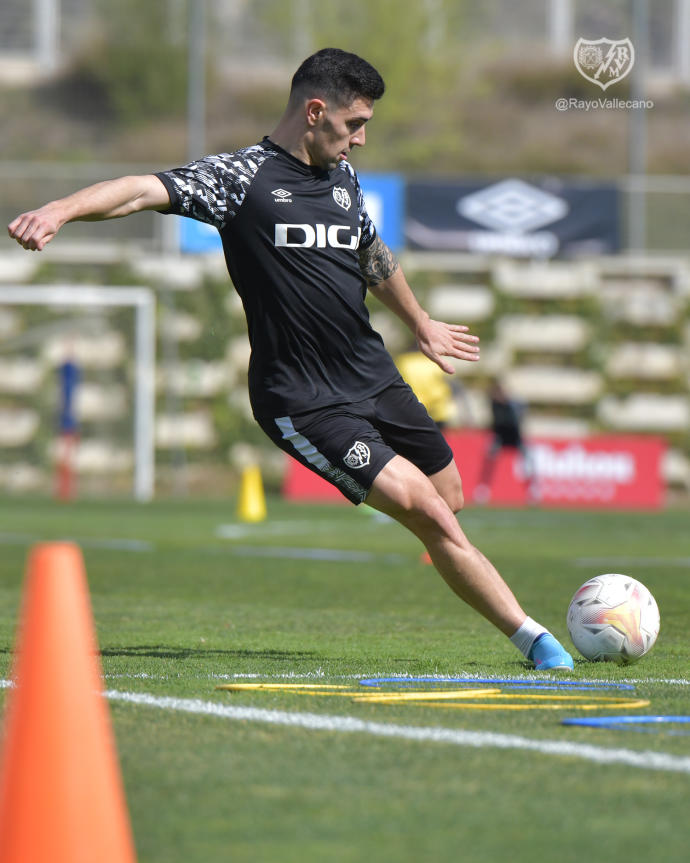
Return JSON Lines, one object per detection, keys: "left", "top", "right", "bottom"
{"left": 307, "top": 97, "right": 373, "bottom": 170}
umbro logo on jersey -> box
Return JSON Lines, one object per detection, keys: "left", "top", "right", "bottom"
{"left": 274, "top": 223, "right": 362, "bottom": 250}
{"left": 332, "top": 186, "right": 351, "bottom": 211}
{"left": 271, "top": 188, "right": 293, "bottom": 203}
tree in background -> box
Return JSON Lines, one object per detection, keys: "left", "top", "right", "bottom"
{"left": 255, "top": 0, "right": 472, "bottom": 171}
{"left": 64, "top": 0, "right": 188, "bottom": 125}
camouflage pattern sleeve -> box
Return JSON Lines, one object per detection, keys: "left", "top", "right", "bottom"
{"left": 156, "top": 145, "right": 275, "bottom": 229}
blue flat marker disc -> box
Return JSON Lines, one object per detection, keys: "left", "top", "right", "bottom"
{"left": 359, "top": 677, "right": 634, "bottom": 691}
{"left": 562, "top": 715, "right": 690, "bottom": 728}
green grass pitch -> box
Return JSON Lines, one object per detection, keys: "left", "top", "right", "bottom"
{"left": 1, "top": 496, "right": 689, "bottom": 862}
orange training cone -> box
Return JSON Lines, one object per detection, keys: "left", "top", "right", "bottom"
{"left": 0, "top": 542, "right": 137, "bottom": 863}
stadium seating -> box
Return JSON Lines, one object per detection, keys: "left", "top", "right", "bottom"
{"left": 597, "top": 394, "right": 690, "bottom": 432}
{"left": 427, "top": 284, "right": 495, "bottom": 321}
{"left": 496, "top": 315, "right": 590, "bottom": 352}
{"left": 1, "top": 248, "right": 689, "bottom": 493}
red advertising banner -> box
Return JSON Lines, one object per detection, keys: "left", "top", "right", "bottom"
{"left": 282, "top": 432, "right": 666, "bottom": 509}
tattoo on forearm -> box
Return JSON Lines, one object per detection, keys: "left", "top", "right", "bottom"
{"left": 358, "top": 236, "right": 399, "bottom": 286}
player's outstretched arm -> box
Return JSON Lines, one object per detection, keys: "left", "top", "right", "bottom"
{"left": 359, "top": 235, "right": 480, "bottom": 374}
{"left": 8, "top": 174, "right": 170, "bottom": 251}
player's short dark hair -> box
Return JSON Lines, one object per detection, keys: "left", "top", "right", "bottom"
{"left": 290, "top": 48, "right": 385, "bottom": 106}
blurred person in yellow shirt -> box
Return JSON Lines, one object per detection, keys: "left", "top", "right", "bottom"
{"left": 395, "top": 347, "right": 471, "bottom": 429}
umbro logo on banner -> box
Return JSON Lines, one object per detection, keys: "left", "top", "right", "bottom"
{"left": 457, "top": 179, "right": 568, "bottom": 234}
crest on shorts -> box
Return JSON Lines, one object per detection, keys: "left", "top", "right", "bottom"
{"left": 344, "top": 441, "right": 370, "bottom": 469}
{"left": 573, "top": 38, "right": 635, "bottom": 90}
{"left": 333, "top": 186, "right": 352, "bottom": 211}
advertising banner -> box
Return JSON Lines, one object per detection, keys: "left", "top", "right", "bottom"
{"left": 282, "top": 432, "right": 666, "bottom": 509}
{"left": 405, "top": 177, "right": 620, "bottom": 258}
{"left": 359, "top": 172, "right": 405, "bottom": 251}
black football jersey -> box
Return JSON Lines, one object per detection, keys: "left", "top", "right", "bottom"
{"left": 156, "top": 138, "right": 401, "bottom": 419}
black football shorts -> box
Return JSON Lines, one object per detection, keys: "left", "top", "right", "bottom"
{"left": 256, "top": 379, "right": 454, "bottom": 504}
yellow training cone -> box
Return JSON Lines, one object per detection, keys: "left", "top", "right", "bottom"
{"left": 237, "top": 464, "right": 267, "bottom": 522}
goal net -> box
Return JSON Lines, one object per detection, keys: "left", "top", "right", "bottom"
{"left": 0, "top": 284, "right": 155, "bottom": 501}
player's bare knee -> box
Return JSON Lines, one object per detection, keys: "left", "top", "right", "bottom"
{"left": 440, "top": 479, "right": 464, "bottom": 513}
{"left": 429, "top": 463, "right": 464, "bottom": 514}
{"left": 448, "top": 486, "right": 464, "bottom": 513}
{"left": 404, "top": 491, "right": 458, "bottom": 538}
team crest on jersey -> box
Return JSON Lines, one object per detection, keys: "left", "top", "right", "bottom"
{"left": 332, "top": 186, "right": 351, "bottom": 211}
{"left": 344, "top": 441, "right": 370, "bottom": 469}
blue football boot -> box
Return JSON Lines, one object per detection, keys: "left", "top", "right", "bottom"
{"left": 529, "top": 633, "right": 574, "bottom": 671}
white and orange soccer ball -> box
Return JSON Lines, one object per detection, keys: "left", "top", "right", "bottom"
{"left": 567, "top": 573, "right": 660, "bottom": 664}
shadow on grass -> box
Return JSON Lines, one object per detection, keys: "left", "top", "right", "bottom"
{"left": 99, "top": 645, "right": 322, "bottom": 661}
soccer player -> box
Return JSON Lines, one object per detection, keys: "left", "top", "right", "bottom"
{"left": 474, "top": 380, "right": 538, "bottom": 505}
{"left": 55, "top": 349, "right": 81, "bottom": 501}
{"left": 7, "top": 48, "right": 572, "bottom": 670}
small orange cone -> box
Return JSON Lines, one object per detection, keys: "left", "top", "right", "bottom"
{"left": 0, "top": 542, "right": 137, "bottom": 863}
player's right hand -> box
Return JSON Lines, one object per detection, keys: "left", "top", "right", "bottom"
{"left": 7, "top": 207, "right": 60, "bottom": 251}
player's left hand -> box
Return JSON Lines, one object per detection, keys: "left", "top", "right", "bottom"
{"left": 416, "top": 318, "right": 480, "bottom": 374}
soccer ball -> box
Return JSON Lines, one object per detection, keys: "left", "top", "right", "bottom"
{"left": 566, "top": 573, "right": 660, "bottom": 664}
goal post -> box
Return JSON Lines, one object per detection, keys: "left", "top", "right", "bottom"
{"left": 0, "top": 284, "right": 156, "bottom": 502}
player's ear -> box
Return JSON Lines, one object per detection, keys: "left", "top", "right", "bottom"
{"left": 305, "top": 98, "right": 326, "bottom": 126}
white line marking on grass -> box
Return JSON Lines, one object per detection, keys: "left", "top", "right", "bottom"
{"left": 215, "top": 520, "right": 378, "bottom": 540}
{"left": 8, "top": 672, "right": 690, "bottom": 689}
{"left": 575, "top": 556, "right": 690, "bottom": 568}
{"left": 0, "top": 532, "right": 153, "bottom": 552}
{"left": 0, "top": 531, "right": 39, "bottom": 544}
{"left": 622, "top": 678, "right": 690, "bottom": 687}
{"left": 104, "top": 689, "right": 690, "bottom": 775}
{"left": 107, "top": 672, "right": 173, "bottom": 680}
{"left": 7, "top": 670, "right": 688, "bottom": 688}
{"left": 222, "top": 545, "right": 407, "bottom": 564}
{"left": 214, "top": 672, "right": 690, "bottom": 686}
{"left": 80, "top": 537, "right": 154, "bottom": 552}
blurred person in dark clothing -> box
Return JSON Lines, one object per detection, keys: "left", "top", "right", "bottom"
{"left": 474, "top": 380, "right": 537, "bottom": 504}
